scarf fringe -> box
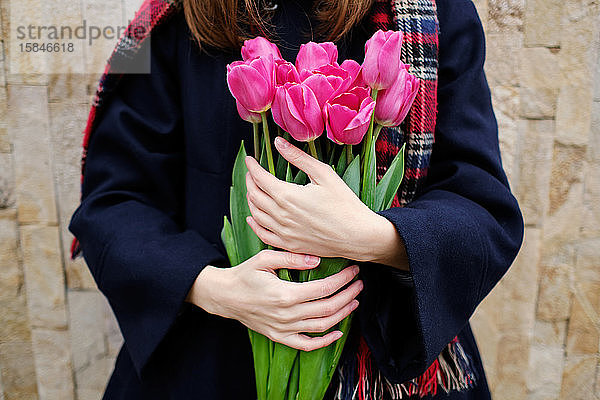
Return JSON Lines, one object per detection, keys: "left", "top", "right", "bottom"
{"left": 334, "top": 336, "right": 477, "bottom": 399}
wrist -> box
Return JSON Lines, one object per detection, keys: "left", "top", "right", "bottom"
{"left": 361, "top": 213, "right": 409, "bottom": 271}
{"left": 186, "top": 265, "right": 233, "bottom": 318}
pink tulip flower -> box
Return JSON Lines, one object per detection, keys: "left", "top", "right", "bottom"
{"left": 236, "top": 100, "right": 262, "bottom": 124}
{"left": 275, "top": 59, "right": 301, "bottom": 86}
{"left": 374, "top": 65, "right": 420, "bottom": 127}
{"left": 295, "top": 42, "right": 338, "bottom": 72}
{"left": 300, "top": 63, "right": 355, "bottom": 108}
{"left": 324, "top": 86, "right": 376, "bottom": 145}
{"left": 271, "top": 83, "right": 324, "bottom": 142}
{"left": 241, "top": 36, "right": 282, "bottom": 61}
{"left": 362, "top": 30, "right": 404, "bottom": 90}
{"left": 227, "top": 54, "right": 276, "bottom": 113}
{"left": 340, "top": 59, "right": 366, "bottom": 88}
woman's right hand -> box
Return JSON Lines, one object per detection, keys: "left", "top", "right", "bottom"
{"left": 187, "top": 249, "right": 363, "bottom": 351}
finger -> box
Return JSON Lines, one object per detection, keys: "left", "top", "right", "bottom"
{"left": 244, "top": 155, "right": 294, "bottom": 199}
{"left": 285, "top": 331, "right": 344, "bottom": 352}
{"left": 292, "top": 264, "right": 360, "bottom": 301}
{"left": 246, "top": 216, "right": 284, "bottom": 249}
{"left": 252, "top": 249, "right": 321, "bottom": 272}
{"left": 245, "top": 172, "right": 281, "bottom": 219}
{"left": 295, "top": 299, "right": 359, "bottom": 333}
{"left": 274, "top": 136, "right": 329, "bottom": 184}
{"left": 293, "top": 279, "right": 363, "bottom": 319}
{"left": 247, "top": 196, "right": 280, "bottom": 232}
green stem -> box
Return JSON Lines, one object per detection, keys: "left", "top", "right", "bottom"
{"left": 261, "top": 112, "right": 276, "bottom": 176}
{"left": 373, "top": 124, "right": 383, "bottom": 142}
{"left": 361, "top": 89, "right": 379, "bottom": 172}
{"left": 253, "top": 122, "right": 260, "bottom": 160}
{"left": 308, "top": 140, "right": 319, "bottom": 160}
{"left": 346, "top": 144, "right": 353, "bottom": 166}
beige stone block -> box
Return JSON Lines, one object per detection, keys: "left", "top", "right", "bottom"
{"left": 559, "top": 355, "right": 598, "bottom": 399}
{"left": 20, "top": 225, "right": 68, "bottom": 330}
{"left": 470, "top": 307, "right": 499, "bottom": 389}
{"left": 520, "top": 47, "right": 562, "bottom": 89}
{"left": 30, "top": 329, "right": 75, "bottom": 400}
{"left": 524, "top": 0, "right": 562, "bottom": 47}
{"left": 519, "top": 87, "right": 558, "bottom": 120}
{"left": 487, "top": 0, "right": 524, "bottom": 33}
{"left": 67, "top": 291, "right": 107, "bottom": 371}
{"left": 536, "top": 264, "right": 572, "bottom": 321}
{"left": 124, "top": 0, "right": 145, "bottom": 24}
{"left": 7, "top": 85, "right": 58, "bottom": 225}
{"left": 0, "top": 152, "right": 15, "bottom": 209}
{"left": 0, "top": 209, "right": 21, "bottom": 298}
{"left": 82, "top": 0, "right": 125, "bottom": 75}
{"left": 492, "top": 333, "right": 529, "bottom": 400}
{"left": 48, "top": 102, "right": 96, "bottom": 288}
{"left": 48, "top": 74, "right": 92, "bottom": 105}
{"left": 491, "top": 86, "right": 520, "bottom": 184}
{"left": 556, "top": 85, "right": 594, "bottom": 146}
{"left": 68, "top": 290, "right": 114, "bottom": 399}
{"left": 0, "top": 342, "right": 39, "bottom": 400}
{"left": 582, "top": 105, "right": 600, "bottom": 236}
{"left": 527, "top": 344, "right": 565, "bottom": 400}
{"left": 565, "top": 281, "right": 599, "bottom": 355}
{"left": 574, "top": 238, "right": 600, "bottom": 283}
{"left": 485, "top": 33, "right": 523, "bottom": 87}
{"left": 0, "top": 87, "right": 9, "bottom": 153}
{"left": 532, "top": 320, "right": 567, "bottom": 347}
{"left": 516, "top": 120, "right": 554, "bottom": 226}
{"left": 103, "top": 299, "right": 123, "bottom": 358}
{"left": 548, "top": 143, "right": 586, "bottom": 214}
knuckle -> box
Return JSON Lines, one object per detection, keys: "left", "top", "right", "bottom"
{"left": 320, "top": 281, "right": 337, "bottom": 298}
{"left": 284, "top": 252, "right": 296, "bottom": 267}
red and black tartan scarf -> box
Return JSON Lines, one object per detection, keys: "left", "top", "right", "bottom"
{"left": 70, "top": 0, "right": 477, "bottom": 398}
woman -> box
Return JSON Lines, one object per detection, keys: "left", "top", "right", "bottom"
{"left": 68, "top": 0, "right": 524, "bottom": 398}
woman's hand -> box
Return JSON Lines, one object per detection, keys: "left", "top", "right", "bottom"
{"left": 187, "top": 249, "right": 363, "bottom": 351}
{"left": 244, "top": 136, "right": 408, "bottom": 269}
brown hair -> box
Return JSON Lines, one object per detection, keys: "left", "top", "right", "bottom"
{"left": 183, "top": 0, "right": 374, "bottom": 51}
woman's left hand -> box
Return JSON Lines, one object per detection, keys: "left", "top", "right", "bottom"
{"left": 244, "top": 136, "right": 405, "bottom": 266}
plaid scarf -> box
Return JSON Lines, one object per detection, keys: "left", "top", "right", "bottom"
{"left": 70, "top": 0, "right": 477, "bottom": 398}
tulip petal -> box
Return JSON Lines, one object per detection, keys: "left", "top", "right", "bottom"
{"left": 227, "top": 64, "right": 271, "bottom": 112}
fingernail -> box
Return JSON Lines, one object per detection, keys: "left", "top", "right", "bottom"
{"left": 305, "top": 255, "right": 320, "bottom": 265}
{"left": 276, "top": 136, "right": 290, "bottom": 148}
{"left": 352, "top": 265, "right": 360, "bottom": 274}
{"left": 357, "top": 280, "right": 364, "bottom": 290}
{"left": 351, "top": 300, "right": 359, "bottom": 309}
{"left": 333, "top": 331, "right": 343, "bottom": 340}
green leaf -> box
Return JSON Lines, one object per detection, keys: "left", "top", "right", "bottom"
{"left": 220, "top": 216, "right": 239, "bottom": 266}
{"left": 286, "top": 353, "right": 300, "bottom": 400}
{"left": 335, "top": 148, "right": 347, "bottom": 177}
{"left": 230, "top": 141, "right": 265, "bottom": 262}
{"left": 299, "top": 257, "right": 352, "bottom": 400}
{"left": 375, "top": 143, "right": 405, "bottom": 212}
{"left": 293, "top": 169, "right": 308, "bottom": 185}
{"left": 360, "top": 136, "right": 377, "bottom": 210}
{"left": 250, "top": 330, "right": 271, "bottom": 400}
{"left": 342, "top": 155, "right": 361, "bottom": 197}
{"left": 267, "top": 343, "right": 299, "bottom": 400}
{"left": 259, "top": 135, "right": 269, "bottom": 170}
{"left": 276, "top": 150, "right": 287, "bottom": 180}
{"left": 327, "top": 141, "right": 337, "bottom": 166}
{"left": 286, "top": 162, "right": 294, "bottom": 183}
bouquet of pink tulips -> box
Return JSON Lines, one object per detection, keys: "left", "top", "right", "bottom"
{"left": 221, "top": 30, "right": 419, "bottom": 400}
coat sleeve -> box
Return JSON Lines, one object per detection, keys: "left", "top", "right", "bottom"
{"left": 68, "top": 20, "right": 228, "bottom": 379}
{"left": 355, "top": 0, "right": 524, "bottom": 383}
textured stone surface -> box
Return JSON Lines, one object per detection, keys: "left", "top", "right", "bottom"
{"left": 48, "top": 102, "right": 96, "bottom": 289}
{"left": 7, "top": 85, "right": 58, "bottom": 225}
{"left": 0, "top": 342, "right": 39, "bottom": 400}
{"left": 519, "top": 47, "right": 561, "bottom": 119}
{"left": 0, "top": 153, "right": 15, "bottom": 210}
{"left": 485, "top": 33, "right": 523, "bottom": 87}
{"left": 524, "top": 0, "right": 562, "bottom": 47}
{"left": 516, "top": 120, "right": 553, "bottom": 226}
{"left": 536, "top": 264, "right": 572, "bottom": 321}
{"left": 20, "top": 225, "right": 68, "bottom": 330}
{"left": 559, "top": 355, "right": 598, "bottom": 399}
{"left": 30, "top": 329, "right": 74, "bottom": 400}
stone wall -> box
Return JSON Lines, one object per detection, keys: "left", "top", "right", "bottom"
{"left": 0, "top": 0, "right": 598, "bottom": 399}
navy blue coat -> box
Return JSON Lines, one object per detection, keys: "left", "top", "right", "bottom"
{"left": 68, "top": 0, "right": 524, "bottom": 398}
